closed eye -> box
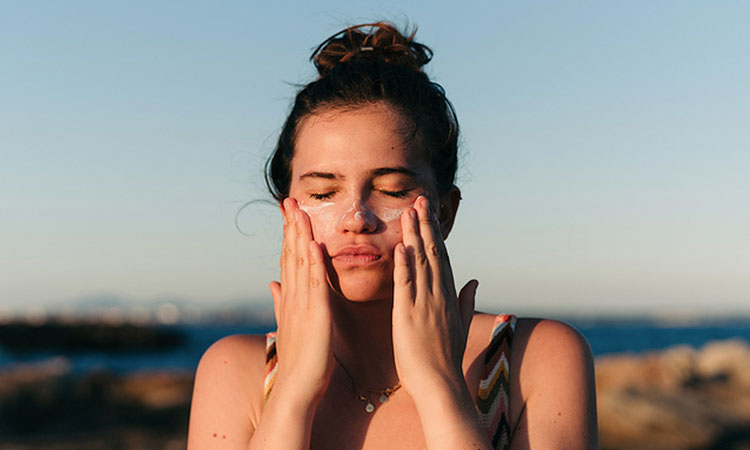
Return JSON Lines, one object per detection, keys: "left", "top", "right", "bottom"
{"left": 310, "top": 192, "right": 335, "bottom": 200}
{"left": 380, "top": 189, "right": 412, "bottom": 199}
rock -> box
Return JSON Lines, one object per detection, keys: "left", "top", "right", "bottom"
{"left": 695, "top": 339, "right": 750, "bottom": 387}
{"left": 596, "top": 339, "right": 750, "bottom": 450}
{"left": 0, "top": 358, "right": 193, "bottom": 448}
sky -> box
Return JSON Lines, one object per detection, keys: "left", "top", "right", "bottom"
{"left": 1, "top": 1, "right": 748, "bottom": 316}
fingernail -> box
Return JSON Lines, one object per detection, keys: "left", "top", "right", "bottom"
{"left": 294, "top": 210, "right": 300, "bottom": 223}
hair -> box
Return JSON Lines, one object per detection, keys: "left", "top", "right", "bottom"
{"left": 264, "top": 21, "right": 460, "bottom": 201}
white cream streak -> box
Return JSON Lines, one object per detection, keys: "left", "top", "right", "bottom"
{"left": 378, "top": 207, "right": 407, "bottom": 223}
{"left": 298, "top": 202, "right": 338, "bottom": 234}
{"left": 298, "top": 201, "right": 406, "bottom": 234}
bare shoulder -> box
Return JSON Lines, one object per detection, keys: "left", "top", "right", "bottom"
{"left": 512, "top": 318, "right": 594, "bottom": 394}
{"left": 516, "top": 318, "right": 592, "bottom": 367}
{"left": 198, "top": 333, "right": 268, "bottom": 370}
{"left": 510, "top": 318, "right": 599, "bottom": 450}
{"left": 187, "top": 334, "right": 268, "bottom": 448}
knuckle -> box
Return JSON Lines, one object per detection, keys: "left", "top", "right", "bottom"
{"left": 429, "top": 243, "right": 440, "bottom": 257}
{"left": 416, "top": 252, "right": 428, "bottom": 265}
{"left": 296, "top": 256, "right": 305, "bottom": 266}
{"left": 310, "top": 277, "right": 320, "bottom": 287}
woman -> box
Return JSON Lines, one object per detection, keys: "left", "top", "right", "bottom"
{"left": 188, "top": 22, "right": 598, "bottom": 450}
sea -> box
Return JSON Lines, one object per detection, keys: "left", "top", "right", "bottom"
{"left": 2, "top": 318, "right": 750, "bottom": 374}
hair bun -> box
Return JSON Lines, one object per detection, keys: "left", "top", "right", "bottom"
{"left": 311, "top": 22, "right": 433, "bottom": 77}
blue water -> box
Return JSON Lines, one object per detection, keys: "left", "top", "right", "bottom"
{"left": 568, "top": 319, "right": 750, "bottom": 357}
{"left": 2, "top": 320, "right": 749, "bottom": 373}
{"left": 0, "top": 323, "right": 272, "bottom": 373}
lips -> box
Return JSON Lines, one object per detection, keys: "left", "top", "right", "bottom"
{"left": 331, "top": 245, "right": 383, "bottom": 265}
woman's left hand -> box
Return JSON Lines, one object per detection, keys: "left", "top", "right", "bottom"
{"left": 391, "top": 195, "right": 479, "bottom": 396}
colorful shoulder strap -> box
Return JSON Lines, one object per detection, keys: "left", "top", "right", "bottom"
{"left": 264, "top": 331, "right": 278, "bottom": 404}
{"left": 477, "top": 314, "right": 517, "bottom": 450}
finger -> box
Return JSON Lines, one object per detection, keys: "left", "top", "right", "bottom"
{"left": 294, "top": 209, "right": 311, "bottom": 304}
{"left": 279, "top": 199, "right": 287, "bottom": 281}
{"left": 415, "top": 196, "right": 448, "bottom": 295}
{"left": 308, "top": 240, "right": 329, "bottom": 306}
{"left": 457, "top": 280, "right": 478, "bottom": 336}
{"left": 401, "top": 204, "right": 431, "bottom": 297}
{"left": 296, "top": 206, "right": 314, "bottom": 242}
{"left": 280, "top": 198, "right": 295, "bottom": 290}
{"left": 392, "top": 242, "right": 415, "bottom": 307}
{"left": 439, "top": 239, "right": 456, "bottom": 299}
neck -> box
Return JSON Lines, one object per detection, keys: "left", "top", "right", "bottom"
{"left": 329, "top": 292, "right": 400, "bottom": 390}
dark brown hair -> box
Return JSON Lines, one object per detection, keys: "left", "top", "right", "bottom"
{"left": 265, "top": 21, "right": 459, "bottom": 200}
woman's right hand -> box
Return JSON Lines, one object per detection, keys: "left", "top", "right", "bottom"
{"left": 268, "top": 197, "right": 334, "bottom": 406}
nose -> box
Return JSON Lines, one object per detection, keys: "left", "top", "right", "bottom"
{"left": 338, "top": 201, "right": 379, "bottom": 234}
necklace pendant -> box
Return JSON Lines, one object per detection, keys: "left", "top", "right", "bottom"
{"left": 365, "top": 402, "right": 375, "bottom": 413}
{"left": 379, "top": 394, "right": 388, "bottom": 403}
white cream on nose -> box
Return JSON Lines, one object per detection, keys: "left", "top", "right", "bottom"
{"left": 299, "top": 200, "right": 408, "bottom": 234}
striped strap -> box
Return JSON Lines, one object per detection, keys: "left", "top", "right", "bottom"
{"left": 477, "top": 314, "right": 517, "bottom": 449}
{"left": 263, "top": 331, "right": 277, "bottom": 404}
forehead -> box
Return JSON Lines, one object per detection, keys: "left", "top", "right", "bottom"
{"left": 291, "top": 105, "right": 428, "bottom": 177}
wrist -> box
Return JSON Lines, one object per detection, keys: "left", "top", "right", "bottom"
{"left": 412, "top": 374, "right": 472, "bottom": 410}
{"left": 408, "top": 376, "right": 492, "bottom": 450}
{"left": 401, "top": 364, "right": 467, "bottom": 400}
{"left": 270, "top": 372, "right": 328, "bottom": 410}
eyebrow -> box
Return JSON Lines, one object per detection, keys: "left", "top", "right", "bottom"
{"left": 299, "top": 171, "right": 338, "bottom": 180}
{"left": 299, "top": 167, "right": 419, "bottom": 181}
{"left": 371, "top": 167, "right": 419, "bottom": 178}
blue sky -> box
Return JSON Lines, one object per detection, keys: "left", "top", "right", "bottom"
{"left": 1, "top": 1, "right": 748, "bottom": 316}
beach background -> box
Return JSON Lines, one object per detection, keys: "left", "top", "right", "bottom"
{"left": 1, "top": 1, "right": 748, "bottom": 449}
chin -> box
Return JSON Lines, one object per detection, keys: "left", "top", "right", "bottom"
{"left": 329, "top": 272, "right": 393, "bottom": 303}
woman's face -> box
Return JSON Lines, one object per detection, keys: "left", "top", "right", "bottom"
{"left": 288, "top": 104, "right": 438, "bottom": 302}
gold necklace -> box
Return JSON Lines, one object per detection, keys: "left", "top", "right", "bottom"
{"left": 334, "top": 354, "right": 401, "bottom": 413}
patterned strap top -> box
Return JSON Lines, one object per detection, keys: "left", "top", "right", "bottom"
{"left": 263, "top": 314, "right": 517, "bottom": 450}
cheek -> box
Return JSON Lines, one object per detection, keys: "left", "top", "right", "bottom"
{"left": 378, "top": 206, "right": 407, "bottom": 224}
{"left": 379, "top": 207, "right": 406, "bottom": 244}
{"left": 297, "top": 202, "right": 338, "bottom": 241}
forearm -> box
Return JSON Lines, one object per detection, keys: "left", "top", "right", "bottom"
{"left": 247, "top": 387, "right": 319, "bottom": 450}
{"left": 411, "top": 376, "right": 493, "bottom": 450}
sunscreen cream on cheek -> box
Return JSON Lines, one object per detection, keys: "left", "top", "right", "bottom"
{"left": 378, "top": 207, "right": 407, "bottom": 223}
{"left": 297, "top": 202, "right": 338, "bottom": 236}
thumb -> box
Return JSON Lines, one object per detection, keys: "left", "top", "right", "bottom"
{"left": 457, "top": 279, "right": 478, "bottom": 335}
{"left": 269, "top": 281, "right": 282, "bottom": 326}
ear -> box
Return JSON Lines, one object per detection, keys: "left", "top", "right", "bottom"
{"left": 438, "top": 186, "right": 461, "bottom": 240}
